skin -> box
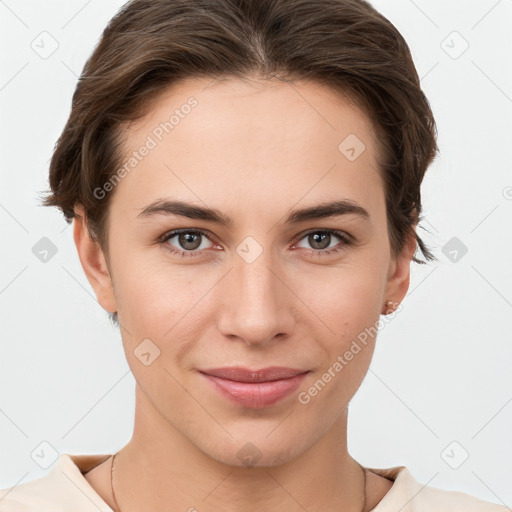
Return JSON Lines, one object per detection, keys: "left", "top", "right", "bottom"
{"left": 74, "top": 76, "right": 416, "bottom": 511}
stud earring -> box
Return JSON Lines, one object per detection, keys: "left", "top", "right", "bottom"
{"left": 384, "top": 300, "right": 398, "bottom": 315}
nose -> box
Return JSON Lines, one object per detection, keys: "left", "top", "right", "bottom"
{"left": 216, "top": 246, "right": 296, "bottom": 348}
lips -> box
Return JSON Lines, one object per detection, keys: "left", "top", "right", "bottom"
{"left": 199, "top": 366, "right": 310, "bottom": 408}
{"left": 199, "top": 366, "right": 308, "bottom": 383}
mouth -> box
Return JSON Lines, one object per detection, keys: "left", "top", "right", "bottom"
{"left": 199, "top": 366, "right": 309, "bottom": 382}
{"left": 198, "top": 366, "right": 310, "bottom": 408}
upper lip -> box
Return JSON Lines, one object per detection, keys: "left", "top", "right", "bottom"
{"left": 199, "top": 366, "right": 309, "bottom": 383}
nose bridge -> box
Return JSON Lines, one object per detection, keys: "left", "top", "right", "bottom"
{"left": 238, "top": 249, "right": 278, "bottom": 305}
{"left": 218, "top": 239, "right": 293, "bottom": 344}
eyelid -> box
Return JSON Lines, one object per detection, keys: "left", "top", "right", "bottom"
{"left": 159, "top": 227, "right": 216, "bottom": 243}
{"left": 293, "top": 227, "right": 354, "bottom": 244}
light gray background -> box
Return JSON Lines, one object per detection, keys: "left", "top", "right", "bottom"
{"left": 1, "top": 0, "right": 511, "bottom": 505}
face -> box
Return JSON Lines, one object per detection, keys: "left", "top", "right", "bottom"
{"left": 76, "top": 76, "right": 413, "bottom": 467}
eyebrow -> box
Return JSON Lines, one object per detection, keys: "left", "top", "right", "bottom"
{"left": 136, "top": 198, "right": 370, "bottom": 226}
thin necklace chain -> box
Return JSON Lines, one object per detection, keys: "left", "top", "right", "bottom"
{"left": 110, "top": 452, "right": 121, "bottom": 512}
{"left": 110, "top": 452, "right": 367, "bottom": 512}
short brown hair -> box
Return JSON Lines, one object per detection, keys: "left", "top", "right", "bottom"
{"left": 42, "top": 0, "right": 439, "bottom": 325}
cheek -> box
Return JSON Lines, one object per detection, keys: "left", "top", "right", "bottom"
{"left": 303, "top": 298, "right": 379, "bottom": 413}
{"left": 294, "top": 263, "right": 383, "bottom": 329}
{"left": 293, "top": 268, "right": 382, "bottom": 383}
{"left": 113, "top": 258, "right": 216, "bottom": 356}
{"left": 114, "top": 249, "right": 188, "bottom": 315}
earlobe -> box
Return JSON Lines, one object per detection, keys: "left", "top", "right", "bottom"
{"left": 72, "top": 205, "right": 117, "bottom": 314}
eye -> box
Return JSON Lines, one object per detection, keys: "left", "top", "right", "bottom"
{"left": 158, "top": 228, "right": 354, "bottom": 259}
{"left": 293, "top": 229, "right": 353, "bottom": 257}
{"left": 159, "top": 229, "right": 216, "bottom": 257}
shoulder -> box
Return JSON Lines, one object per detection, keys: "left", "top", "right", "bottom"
{"left": 367, "top": 465, "right": 508, "bottom": 511}
{"left": 415, "top": 485, "right": 509, "bottom": 511}
{"left": 0, "top": 471, "right": 65, "bottom": 511}
{"left": 0, "top": 453, "right": 113, "bottom": 512}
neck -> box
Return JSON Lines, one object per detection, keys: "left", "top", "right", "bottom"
{"left": 112, "top": 383, "right": 366, "bottom": 512}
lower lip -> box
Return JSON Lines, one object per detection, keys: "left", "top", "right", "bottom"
{"left": 200, "top": 372, "right": 309, "bottom": 409}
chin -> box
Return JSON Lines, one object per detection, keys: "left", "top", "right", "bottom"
{"left": 197, "top": 430, "right": 311, "bottom": 469}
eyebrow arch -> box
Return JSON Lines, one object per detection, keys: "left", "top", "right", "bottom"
{"left": 136, "top": 198, "right": 370, "bottom": 226}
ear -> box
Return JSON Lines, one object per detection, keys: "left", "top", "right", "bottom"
{"left": 382, "top": 230, "right": 417, "bottom": 314}
{"left": 72, "top": 205, "right": 117, "bottom": 314}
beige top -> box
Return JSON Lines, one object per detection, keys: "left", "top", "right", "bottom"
{"left": 0, "top": 453, "right": 507, "bottom": 511}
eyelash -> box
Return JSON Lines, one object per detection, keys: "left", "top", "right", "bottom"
{"left": 158, "top": 228, "right": 353, "bottom": 258}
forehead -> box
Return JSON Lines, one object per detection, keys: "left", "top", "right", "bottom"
{"left": 112, "top": 76, "right": 384, "bottom": 219}
{"left": 126, "top": 75, "right": 379, "bottom": 150}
